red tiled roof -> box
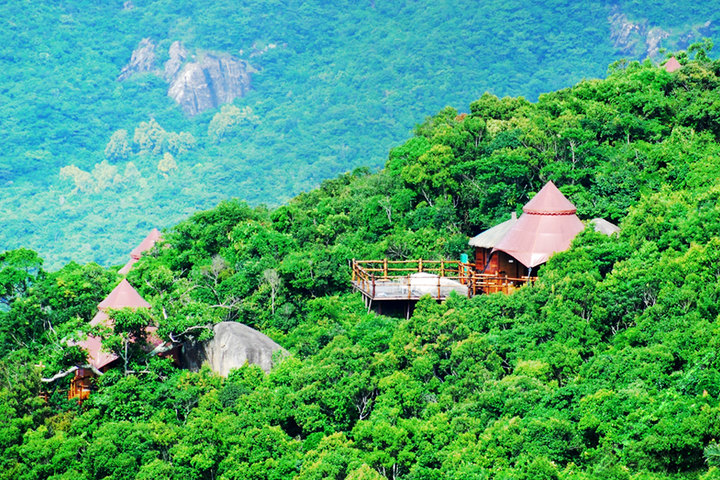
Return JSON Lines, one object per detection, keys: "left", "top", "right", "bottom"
{"left": 117, "top": 258, "right": 137, "bottom": 276}
{"left": 78, "top": 323, "right": 164, "bottom": 370}
{"left": 664, "top": 57, "right": 681, "bottom": 73}
{"left": 522, "top": 181, "right": 577, "bottom": 215}
{"left": 77, "top": 280, "right": 160, "bottom": 370}
{"left": 130, "top": 228, "right": 161, "bottom": 260}
{"left": 97, "top": 279, "right": 151, "bottom": 310}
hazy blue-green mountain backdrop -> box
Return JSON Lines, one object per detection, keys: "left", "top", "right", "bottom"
{"left": 1, "top": 0, "right": 718, "bottom": 268}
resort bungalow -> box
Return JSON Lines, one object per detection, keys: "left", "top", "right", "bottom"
{"left": 68, "top": 278, "right": 166, "bottom": 400}
{"left": 469, "top": 181, "right": 618, "bottom": 282}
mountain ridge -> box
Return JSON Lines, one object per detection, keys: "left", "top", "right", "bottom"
{"left": 1, "top": 0, "right": 718, "bottom": 269}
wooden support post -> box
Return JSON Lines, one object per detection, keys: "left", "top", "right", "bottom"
{"left": 372, "top": 275, "right": 376, "bottom": 299}
{"left": 440, "top": 260, "right": 445, "bottom": 278}
{"left": 418, "top": 258, "right": 423, "bottom": 272}
{"left": 383, "top": 258, "right": 388, "bottom": 279}
{"left": 437, "top": 275, "right": 441, "bottom": 299}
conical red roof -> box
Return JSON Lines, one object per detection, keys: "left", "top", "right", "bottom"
{"left": 492, "top": 182, "right": 585, "bottom": 268}
{"left": 117, "top": 258, "right": 137, "bottom": 276}
{"left": 664, "top": 57, "right": 681, "bottom": 73}
{"left": 77, "top": 334, "right": 117, "bottom": 370}
{"left": 97, "top": 279, "right": 151, "bottom": 310}
{"left": 130, "top": 228, "right": 161, "bottom": 260}
{"left": 522, "top": 181, "right": 577, "bottom": 215}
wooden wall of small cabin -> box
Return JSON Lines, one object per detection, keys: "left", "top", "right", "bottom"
{"left": 160, "top": 346, "right": 182, "bottom": 366}
{"left": 68, "top": 368, "right": 94, "bottom": 401}
{"left": 496, "top": 251, "right": 522, "bottom": 278}
{"left": 474, "top": 247, "right": 491, "bottom": 271}
{"left": 476, "top": 249, "right": 523, "bottom": 278}
{"left": 476, "top": 247, "right": 505, "bottom": 274}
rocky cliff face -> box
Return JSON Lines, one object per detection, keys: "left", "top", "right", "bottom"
{"left": 117, "top": 38, "right": 157, "bottom": 81}
{"left": 118, "top": 39, "right": 253, "bottom": 116}
{"left": 162, "top": 41, "right": 187, "bottom": 81}
{"left": 608, "top": 8, "right": 715, "bottom": 60}
{"left": 608, "top": 11, "right": 669, "bottom": 59}
{"left": 168, "top": 53, "right": 254, "bottom": 116}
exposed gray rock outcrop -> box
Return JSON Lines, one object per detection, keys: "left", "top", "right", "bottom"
{"left": 608, "top": 8, "right": 714, "bottom": 60}
{"left": 163, "top": 41, "right": 189, "bottom": 81}
{"left": 645, "top": 27, "right": 669, "bottom": 59}
{"left": 608, "top": 11, "right": 644, "bottom": 55}
{"left": 117, "top": 38, "right": 158, "bottom": 81}
{"left": 118, "top": 39, "right": 253, "bottom": 116}
{"left": 168, "top": 53, "right": 253, "bottom": 116}
{"left": 181, "top": 322, "right": 287, "bottom": 376}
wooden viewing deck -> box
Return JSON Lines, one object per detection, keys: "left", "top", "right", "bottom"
{"left": 351, "top": 259, "right": 536, "bottom": 306}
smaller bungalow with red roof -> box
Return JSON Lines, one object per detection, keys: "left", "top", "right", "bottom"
{"left": 68, "top": 278, "right": 169, "bottom": 400}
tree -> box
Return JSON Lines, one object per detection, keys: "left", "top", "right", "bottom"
{"left": 400, "top": 143, "right": 458, "bottom": 205}
{"left": 263, "top": 268, "right": 280, "bottom": 315}
{"left": 91, "top": 160, "right": 118, "bottom": 192}
{"left": 157, "top": 153, "right": 177, "bottom": 177}
{"left": 105, "top": 129, "right": 132, "bottom": 161}
{"left": 134, "top": 118, "right": 167, "bottom": 155}
{"left": 0, "top": 248, "right": 43, "bottom": 306}
{"left": 59, "top": 165, "right": 94, "bottom": 193}
{"left": 101, "top": 307, "right": 154, "bottom": 375}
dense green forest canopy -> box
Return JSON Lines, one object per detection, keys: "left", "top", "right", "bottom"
{"left": 2, "top": 49, "right": 720, "bottom": 478}
{"left": 1, "top": 0, "right": 719, "bottom": 268}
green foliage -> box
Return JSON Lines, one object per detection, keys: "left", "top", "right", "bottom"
{"left": 6, "top": 47, "right": 720, "bottom": 479}
{"left": 2, "top": 1, "right": 719, "bottom": 269}
{"left": 0, "top": 248, "right": 43, "bottom": 306}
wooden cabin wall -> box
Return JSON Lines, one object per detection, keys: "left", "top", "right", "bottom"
{"left": 160, "top": 346, "right": 182, "bottom": 366}
{"left": 474, "top": 247, "right": 489, "bottom": 270}
{"left": 68, "top": 369, "right": 94, "bottom": 401}
{"left": 496, "top": 251, "right": 522, "bottom": 278}
{"left": 477, "top": 249, "right": 524, "bottom": 277}
{"left": 476, "top": 247, "right": 505, "bottom": 273}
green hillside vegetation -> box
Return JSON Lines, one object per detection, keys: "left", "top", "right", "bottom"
{"left": 1, "top": 0, "right": 719, "bottom": 268}
{"left": 3, "top": 48, "right": 720, "bottom": 478}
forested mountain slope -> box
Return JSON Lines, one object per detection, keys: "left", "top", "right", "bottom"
{"left": 2, "top": 50, "right": 720, "bottom": 478}
{"left": 1, "top": 0, "right": 719, "bottom": 268}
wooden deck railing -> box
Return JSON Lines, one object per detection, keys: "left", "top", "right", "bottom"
{"left": 352, "top": 259, "right": 473, "bottom": 300}
{"left": 352, "top": 258, "right": 469, "bottom": 279}
{"left": 471, "top": 273, "right": 536, "bottom": 295}
{"left": 351, "top": 259, "right": 536, "bottom": 300}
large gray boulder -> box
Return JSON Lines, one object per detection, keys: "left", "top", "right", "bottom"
{"left": 181, "top": 322, "right": 286, "bottom": 376}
